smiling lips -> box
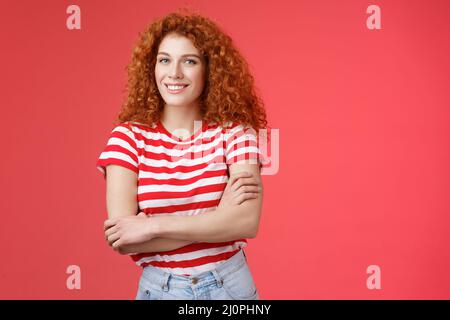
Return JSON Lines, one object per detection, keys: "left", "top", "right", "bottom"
{"left": 165, "top": 83, "right": 189, "bottom": 94}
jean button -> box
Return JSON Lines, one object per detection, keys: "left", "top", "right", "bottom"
{"left": 191, "top": 277, "right": 198, "bottom": 284}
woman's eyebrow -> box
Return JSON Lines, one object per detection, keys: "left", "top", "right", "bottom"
{"left": 157, "top": 51, "right": 201, "bottom": 59}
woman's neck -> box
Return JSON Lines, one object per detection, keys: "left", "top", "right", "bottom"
{"left": 160, "top": 103, "right": 203, "bottom": 138}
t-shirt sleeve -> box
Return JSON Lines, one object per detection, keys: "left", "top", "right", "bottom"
{"left": 96, "top": 123, "right": 139, "bottom": 177}
{"left": 224, "top": 123, "right": 267, "bottom": 169}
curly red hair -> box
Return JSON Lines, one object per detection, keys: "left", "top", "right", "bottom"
{"left": 114, "top": 9, "right": 268, "bottom": 133}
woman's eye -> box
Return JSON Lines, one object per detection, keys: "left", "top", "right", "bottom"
{"left": 158, "top": 58, "right": 197, "bottom": 65}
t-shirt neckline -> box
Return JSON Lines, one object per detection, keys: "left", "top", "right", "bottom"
{"left": 156, "top": 120, "right": 208, "bottom": 143}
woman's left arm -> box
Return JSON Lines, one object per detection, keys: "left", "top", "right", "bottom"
{"left": 152, "top": 163, "right": 263, "bottom": 242}
{"left": 104, "top": 163, "right": 263, "bottom": 246}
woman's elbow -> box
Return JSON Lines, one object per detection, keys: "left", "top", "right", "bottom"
{"left": 245, "top": 228, "right": 258, "bottom": 239}
{"left": 243, "top": 212, "right": 261, "bottom": 239}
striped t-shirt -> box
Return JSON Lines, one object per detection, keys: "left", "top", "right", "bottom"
{"left": 96, "top": 119, "right": 265, "bottom": 276}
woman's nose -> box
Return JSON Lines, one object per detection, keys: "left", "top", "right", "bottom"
{"left": 169, "top": 63, "right": 183, "bottom": 79}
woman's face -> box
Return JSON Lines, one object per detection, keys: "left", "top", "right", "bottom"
{"left": 155, "top": 33, "right": 206, "bottom": 109}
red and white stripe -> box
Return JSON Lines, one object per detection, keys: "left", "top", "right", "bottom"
{"left": 97, "top": 121, "right": 263, "bottom": 275}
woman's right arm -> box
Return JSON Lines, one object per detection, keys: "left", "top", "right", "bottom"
{"left": 104, "top": 164, "right": 194, "bottom": 254}
{"left": 117, "top": 237, "right": 197, "bottom": 255}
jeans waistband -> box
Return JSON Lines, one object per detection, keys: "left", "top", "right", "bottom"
{"left": 141, "top": 249, "right": 247, "bottom": 291}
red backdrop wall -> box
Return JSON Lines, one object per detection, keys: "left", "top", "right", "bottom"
{"left": 0, "top": 0, "right": 449, "bottom": 299}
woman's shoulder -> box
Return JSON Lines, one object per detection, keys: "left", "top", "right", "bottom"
{"left": 217, "top": 121, "right": 254, "bottom": 135}
{"left": 208, "top": 120, "right": 244, "bottom": 130}
{"left": 116, "top": 121, "right": 158, "bottom": 133}
{"left": 110, "top": 121, "right": 159, "bottom": 144}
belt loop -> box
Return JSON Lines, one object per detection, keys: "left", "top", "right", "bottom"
{"left": 161, "top": 272, "right": 170, "bottom": 292}
{"left": 211, "top": 269, "right": 224, "bottom": 288}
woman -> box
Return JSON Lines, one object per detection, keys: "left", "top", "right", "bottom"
{"left": 96, "top": 10, "right": 268, "bottom": 300}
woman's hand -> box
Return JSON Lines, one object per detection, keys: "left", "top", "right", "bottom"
{"left": 218, "top": 171, "right": 262, "bottom": 209}
{"left": 104, "top": 212, "right": 157, "bottom": 251}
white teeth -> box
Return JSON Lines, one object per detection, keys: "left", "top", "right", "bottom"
{"left": 167, "top": 85, "right": 187, "bottom": 90}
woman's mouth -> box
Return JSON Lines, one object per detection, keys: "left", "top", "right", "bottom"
{"left": 165, "top": 84, "right": 189, "bottom": 94}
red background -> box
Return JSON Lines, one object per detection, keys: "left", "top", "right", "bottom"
{"left": 1, "top": 0, "right": 449, "bottom": 299}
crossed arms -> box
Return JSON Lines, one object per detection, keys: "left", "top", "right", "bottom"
{"left": 102, "top": 162, "right": 263, "bottom": 255}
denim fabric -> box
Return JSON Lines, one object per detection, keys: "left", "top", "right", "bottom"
{"left": 135, "top": 250, "right": 259, "bottom": 300}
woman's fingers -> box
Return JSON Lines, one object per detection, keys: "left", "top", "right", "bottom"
{"left": 219, "top": 172, "right": 261, "bottom": 206}
{"left": 227, "top": 172, "right": 253, "bottom": 188}
{"left": 105, "top": 224, "right": 119, "bottom": 240}
{"left": 232, "top": 185, "right": 261, "bottom": 205}
{"left": 107, "top": 231, "right": 121, "bottom": 246}
{"left": 233, "top": 186, "right": 260, "bottom": 201}
{"left": 231, "top": 177, "right": 260, "bottom": 192}
{"left": 104, "top": 218, "right": 118, "bottom": 231}
{"left": 233, "top": 192, "right": 259, "bottom": 205}
{"left": 112, "top": 239, "right": 123, "bottom": 251}
{"left": 234, "top": 185, "right": 260, "bottom": 194}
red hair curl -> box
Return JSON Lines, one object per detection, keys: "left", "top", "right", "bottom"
{"left": 115, "top": 9, "right": 268, "bottom": 133}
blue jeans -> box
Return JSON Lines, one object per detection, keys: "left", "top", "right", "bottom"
{"left": 135, "top": 249, "right": 259, "bottom": 300}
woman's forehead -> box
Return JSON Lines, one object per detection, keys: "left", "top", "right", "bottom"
{"left": 159, "top": 34, "right": 197, "bottom": 51}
